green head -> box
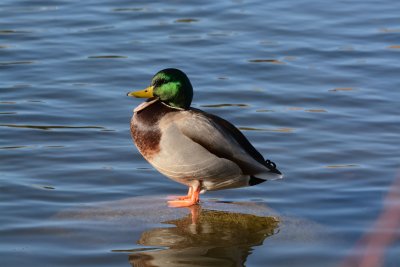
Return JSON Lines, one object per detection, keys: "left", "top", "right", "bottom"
{"left": 128, "top": 68, "right": 193, "bottom": 109}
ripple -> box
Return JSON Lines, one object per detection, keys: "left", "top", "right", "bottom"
{"left": 287, "top": 107, "right": 304, "bottom": 111}
{"left": 88, "top": 55, "right": 127, "bottom": 59}
{"left": 0, "top": 124, "right": 107, "bottom": 131}
{"left": 0, "top": 112, "right": 17, "bottom": 115}
{"left": 32, "top": 184, "right": 55, "bottom": 190}
{"left": 283, "top": 56, "right": 297, "bottom": 61}
{"left": 0, "top": 61, "right": 35, "bottom": 66}
{"left": 136, "top": 167, "right": 152, "bottom": 170}
{"left": 305, "top": 109, "right": 327, "bottom": 113}
{"left": 0, "top": 145, "right": 30, "bottom": 150}
{"left": 84, "top": 26, "right": 115, "bottom": 32}
{"left": 256, "top": 109, "right": 275, "bottom": 112}
{"left": 0, "top": 30, "right": 32, "bottom": 34}
{"left": 3, "top": 6, "right": 58, "bottom": 12}
{"left": 266, "top": 127, "right": 294, "bottom": 133}
{"left": 207, "top": 31, "right": 233, "bottom": 37}
{"left": 201, "top": 103, "right": 249, "bottom": 108}
{"left": 0, "top": 145, "right": 65, "bottom": 150}
{"left": 248, "top": 59, "right": 285, "bottom": 64}
{"left": 112, "top": 247, "right": 164, "bottom": 253}
{"left": 325, "top": 164, "right": 360, "bottom": 168}
{"left": 168, "top": 34, "right": 202, "bottom": 40}
{"left": 175, "top": 18, "right": 199, "bottom": 23}
{"left": 259, "top": 40, "right": 280, "bottom": 46}
{"left": 112, "top": 8, "right": 144, "bottom": 12}
{"left": 239, "top": 127, "right": 265, "bottom": 131}
{"left": 329, "top": 87, "right": 356, "bottom": 92}
{"left": 45, "top": 145, "right": 65, "bottom": 149}
{"left": 239, "top": 127, "right": 294, "bottom": 133}
{"left": 72, "top": 83, "right": 91, "bottom": 87}
{"left": 379, "top": 28, "right": 400, "bottom": 33}
{"left": 13, "top": 84, "right": 31, "bottom": 88}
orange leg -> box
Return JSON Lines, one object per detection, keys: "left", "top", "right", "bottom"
{"left": 168, "top": 184, "right": 201, "bottom": 207}
{"left": 177, "top": 186, "right": 193, "bottom": 200}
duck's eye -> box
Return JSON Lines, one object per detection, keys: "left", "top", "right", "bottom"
{"left": 153, "top": 78, "right": 166, "bottom": 87}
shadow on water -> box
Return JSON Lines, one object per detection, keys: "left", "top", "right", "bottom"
{"left": 127, "top": 206, "right": 278, "bottom": 267}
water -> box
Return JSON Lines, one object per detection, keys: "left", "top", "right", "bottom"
{"left": 1, "top": 0, "right": 399, "bottom": 266}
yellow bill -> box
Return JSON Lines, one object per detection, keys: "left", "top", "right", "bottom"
{"left": 127, "top": 86, "right": 154, "bottom": 98}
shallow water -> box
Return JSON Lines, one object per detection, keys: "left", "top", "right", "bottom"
{"left": 1, "top": 0, "right": 400, "bottom": 266}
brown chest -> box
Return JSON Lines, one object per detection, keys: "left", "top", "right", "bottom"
{"left": 130, "top": 100, "right": 179, "bottom": 160}
{"left": 130, "top": 116, "right": 161, "bottom": 160}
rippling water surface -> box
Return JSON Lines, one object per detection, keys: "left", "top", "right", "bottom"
{"left": 1, "top": 0, "right": 400, "bottom": 266}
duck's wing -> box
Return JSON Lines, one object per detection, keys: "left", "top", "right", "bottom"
{"left": 175, "top": 108, "right": 282, "bottom": 179}
{"left": 202, "top": 112, "right": 266, "bottom": 165}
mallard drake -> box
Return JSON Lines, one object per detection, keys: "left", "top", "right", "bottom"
{"left": 127, "top": 68, "right": 282, "bottom": 207}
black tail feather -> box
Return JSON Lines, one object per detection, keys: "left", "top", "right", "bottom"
{"left": 264, "top": 159, "right": 282, "bottom": 175}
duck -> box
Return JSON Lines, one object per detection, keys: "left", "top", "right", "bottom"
{"left": 127, "top": 68, "right": 283, "bottom": 207}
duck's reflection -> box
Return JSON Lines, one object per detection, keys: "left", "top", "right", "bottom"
{"left": 129, "top": 205, "right": 279, "bottom": 267}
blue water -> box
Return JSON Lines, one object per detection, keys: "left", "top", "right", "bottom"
{"left": 1, "top": 0, "right": 400, "bottom": 266}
